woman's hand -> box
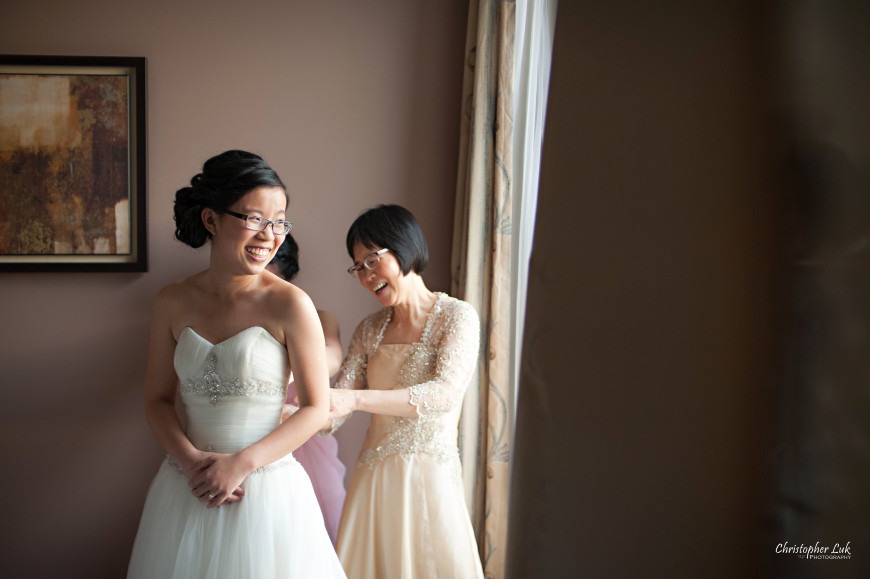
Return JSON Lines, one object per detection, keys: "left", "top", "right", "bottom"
{"left": 177, "top": 449, "right": 211, "bottom": 482}
{"left": 186, "top": 452, "right": 250, "bottom": 508}
{"left": 329, "top": 389, "right": 357, "bottom": 422}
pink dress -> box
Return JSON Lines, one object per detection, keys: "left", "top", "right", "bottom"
{"left": 286, "top": 380, "right": 346, "bottom": 544}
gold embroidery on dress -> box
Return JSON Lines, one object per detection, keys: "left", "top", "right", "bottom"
{"left": 334, "top": 294, "right": 481, "bottom": 468}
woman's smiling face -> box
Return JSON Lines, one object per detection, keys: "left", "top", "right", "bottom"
{"left": 212, "top": 185, "right": 288, "bottom": 275}
{"left": 352, "top": 243, "right": 404, "bottom": 306}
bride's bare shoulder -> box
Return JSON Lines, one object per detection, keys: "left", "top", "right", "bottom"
{"left": 264, "top": 275, "right": 314, "bottom": 314}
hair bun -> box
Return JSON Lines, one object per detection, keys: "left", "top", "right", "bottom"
{"left": 173, "top": 185, "right": 209, "bottom": 248}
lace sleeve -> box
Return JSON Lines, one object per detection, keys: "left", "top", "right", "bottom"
{"left": 408, "top": 301, "right": 480, "bottom": 416}
{"left": 334, "top": 317, "right": 370, "bottom": 392}
{"left": 325, "top": 315, "right": 371, "bottom": 434}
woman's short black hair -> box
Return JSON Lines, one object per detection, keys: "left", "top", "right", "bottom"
{"left": 269, "top": 232, "right": 300, "bottom": 281}
{"left": 346, "top": 204, "right": 428, "bottom": 275}
{"left": 174, "top": 150, "right": 287, "bottom": 248}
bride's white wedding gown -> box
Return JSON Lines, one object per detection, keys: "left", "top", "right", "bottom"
{"left": 127, "top": 326, "right": 346, "bottom": 579}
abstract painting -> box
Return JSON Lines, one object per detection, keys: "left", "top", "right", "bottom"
{"left": 0, "top": 55, "right": 146, "bottom": 272}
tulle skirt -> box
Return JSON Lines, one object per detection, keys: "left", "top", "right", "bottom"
{"left": 127, "top": 456, "right": 346, "bottom": 578}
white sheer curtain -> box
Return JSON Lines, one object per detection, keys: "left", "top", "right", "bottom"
{"left": 452, "top": 2, "right": 556, "bottom": 576}
{"left": 510, "top": 0, "right": 557, "bottom": 408}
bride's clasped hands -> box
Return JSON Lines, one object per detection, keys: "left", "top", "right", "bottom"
{"left": 184, "top": 451, "right": 248, "bottom": 508}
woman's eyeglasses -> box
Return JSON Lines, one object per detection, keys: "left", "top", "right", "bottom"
{"left": 347, "top": 248, "right": 390, "bottom": 277}
{"left": 225, "top": 209, "right": 292, "bottom": 235}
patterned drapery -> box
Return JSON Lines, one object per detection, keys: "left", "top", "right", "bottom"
{"left": 452, "top": 1, "right": 516, "bottom": 577}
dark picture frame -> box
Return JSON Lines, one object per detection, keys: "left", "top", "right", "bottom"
{"left": 0, "top": 55, "right": 146, "bottom": 272}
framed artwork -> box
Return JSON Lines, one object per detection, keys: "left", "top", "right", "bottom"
{"left": 0, "top": 55, "right": 146, "bottom": 272}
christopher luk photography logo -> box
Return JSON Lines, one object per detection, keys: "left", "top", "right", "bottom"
{"left": 775, "top": 541, "right": 852, "bottom": 560}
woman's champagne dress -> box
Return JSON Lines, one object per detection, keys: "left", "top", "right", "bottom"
{"left": 334, "top": 294, "right": 485, "bottom": 578}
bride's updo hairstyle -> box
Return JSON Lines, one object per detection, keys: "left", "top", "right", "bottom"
{"left": 174, "top": 150, "right": 287, "bottom": 248}
{"left": 346, "top": 204, "right": 428, "bottom": 275}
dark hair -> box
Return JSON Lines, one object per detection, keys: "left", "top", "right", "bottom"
{"left": 174, "top": 150, "right": 287, "bottom": 248}
{"left": 346, "top": 204, "right": 428, "bottom": 275}
{"left": 269, "top": 232, "right": 300, "bottom": 281}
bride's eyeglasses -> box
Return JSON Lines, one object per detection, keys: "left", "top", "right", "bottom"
{"left": 224, "top": 209, "right": 292, "bottom": 235}
{"left": 347, "top": 248, "right": 390, "bottom": 277}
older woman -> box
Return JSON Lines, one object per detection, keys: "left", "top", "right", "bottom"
{"left": 330, "top": 204, "right": 485, "bottom": 578}
{"left": 127, "top": 150, "right": 345, "bottom": 578}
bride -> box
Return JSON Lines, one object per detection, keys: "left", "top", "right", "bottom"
{"left": 127, "top": 150, "right": 345, "bottom": 578}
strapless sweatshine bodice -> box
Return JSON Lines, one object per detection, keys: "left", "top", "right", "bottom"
{"left": 174, "top": 326, "right": 289, "bottom": 454}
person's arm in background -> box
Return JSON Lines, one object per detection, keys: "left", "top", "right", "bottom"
{"left": 317, "top": 309, "right": 343, "bottom": 378}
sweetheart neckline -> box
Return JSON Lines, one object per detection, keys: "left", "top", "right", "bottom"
{"left": 181, "top": 326, "right": 283, "bottom": 348}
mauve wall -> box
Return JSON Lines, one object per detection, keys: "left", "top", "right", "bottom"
{"left": 0, "top": 1, "right": 467, "bottom": 576}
